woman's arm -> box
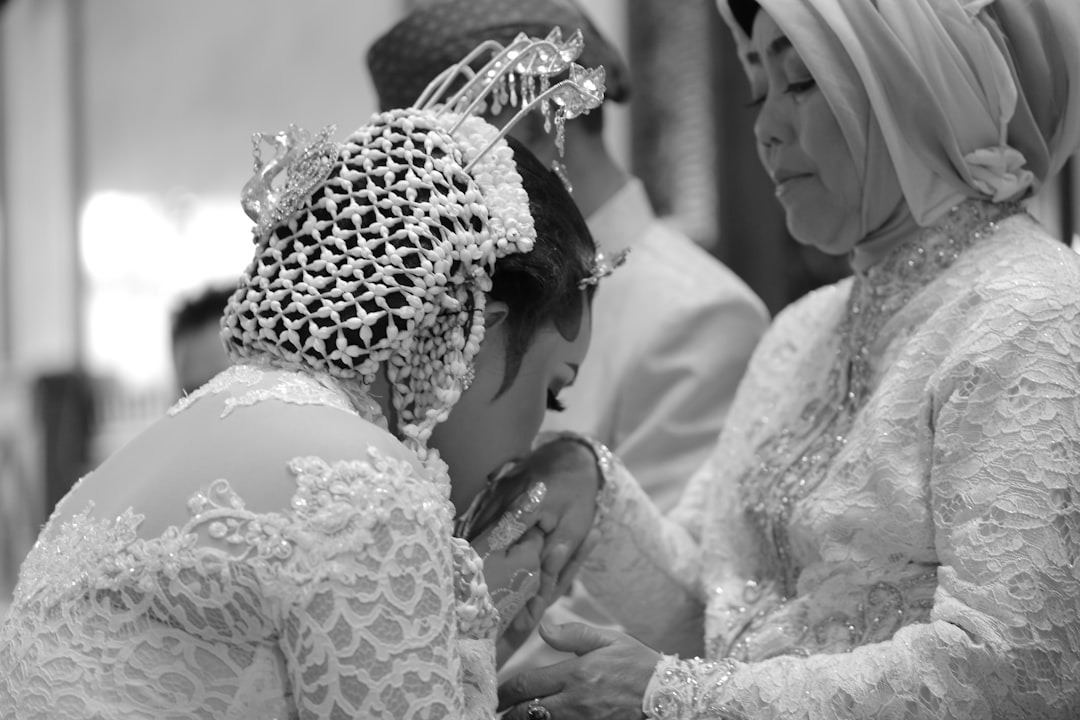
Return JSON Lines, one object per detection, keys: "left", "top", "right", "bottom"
{"left": 572, "top": 450, "right": 710, "bottom": 655}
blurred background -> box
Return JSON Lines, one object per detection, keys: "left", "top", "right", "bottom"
{"left": 0, "top": 0, "right": 1075, "bottom": 610}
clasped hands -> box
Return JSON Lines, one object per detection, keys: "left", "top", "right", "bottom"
{"left": 465, "top": 436, "right": 602, "bottom": 658}
{"left": 466, "top": 436, "right": 663, "bottom": 718}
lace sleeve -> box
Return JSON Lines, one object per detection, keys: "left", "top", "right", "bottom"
{"left": 577, "top": 290, "right": 835, "bottom": 657}
{"left": 579, "top": 455, "right": 707, "bottom": 655}
{"left": 642, "top": 293, "right": 1080, "bottom": 719}
{"left": 274, "top": 457, "right": 496, "bottom": 719}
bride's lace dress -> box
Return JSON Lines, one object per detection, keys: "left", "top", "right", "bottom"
{"left": 0, "top": 365, "right": 500, "bottom": 719}
{"left": 584, "top": 201, "right": 1080, "bottom": 718}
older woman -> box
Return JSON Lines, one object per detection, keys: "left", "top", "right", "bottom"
{"left": 499, "top": 1, "right": 1080, "bottom": 718}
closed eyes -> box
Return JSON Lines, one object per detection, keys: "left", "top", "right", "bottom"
{"left": 745, "top": 77, "right": 817, "bottom": 109}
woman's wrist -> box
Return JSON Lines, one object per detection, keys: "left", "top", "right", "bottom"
{"left": 535, "top": 430, "right": 618, "bottom": 525}
{"left": 644, "top": 654, "right": 740, "bottom": 719}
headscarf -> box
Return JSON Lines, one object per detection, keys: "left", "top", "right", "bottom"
{"left": 367, "top": 0, "right": 630, "bottom": 111}
{"left": 718, "top": 0, "right": 1080, "bottom": 235}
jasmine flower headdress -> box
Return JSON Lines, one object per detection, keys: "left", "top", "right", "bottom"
{"left": 223, "top": 31, "right": 605, "bottom": 456}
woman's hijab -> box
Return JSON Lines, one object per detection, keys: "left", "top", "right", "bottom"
{"left": 718, "top": 0, "right": 1080, "bottom": 235}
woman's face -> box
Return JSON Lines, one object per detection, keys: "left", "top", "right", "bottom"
{"left": 747, "top": 11, "right": 863, "bottom": 254}
{"left": 431, "top": 303, "right": 591, "bottom": 512}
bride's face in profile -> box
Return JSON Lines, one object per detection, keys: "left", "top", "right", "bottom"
{"left": 430, "top": 304, "right": 592, "bottom": 512}
{"left": 747, "top": 10, "right": 864, "bottom": 254}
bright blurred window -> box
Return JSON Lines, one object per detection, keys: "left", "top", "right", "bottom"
{"left": 79, "top": 192, "right": 252, "bottom": 389}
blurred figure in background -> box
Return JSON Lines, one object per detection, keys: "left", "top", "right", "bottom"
{"left": 169, "top": 283, "right": 234, "bottom": 396}
{"left": 367, "top": 0, "right": 770, "bottom": 673}
{"left": 369, "top": 0, "right": 768, "bottom": 513}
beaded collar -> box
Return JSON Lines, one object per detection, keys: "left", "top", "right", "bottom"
{"left": 741, "top": 198, "right": 1026, "bottom": 597}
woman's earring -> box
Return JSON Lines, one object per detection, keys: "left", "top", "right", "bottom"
{"left": 461, "top": 363, "right": 476, "bottom": 392}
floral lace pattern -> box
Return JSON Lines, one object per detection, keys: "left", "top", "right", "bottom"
{"left": 166, "top": 363, "right": 387, "bottom": 428}
{"left": 167, "top": 363, "right": 264, "bottom": 416}
{"left": 584, "top": 201, "right": 1080, "bottom": 718}
{"left": 1, "top": 368, "right": 498, "bottom": 719}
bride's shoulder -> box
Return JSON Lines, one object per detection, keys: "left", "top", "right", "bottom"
{"left": 147, "top": 366, "right": 436, "bottom": 516}
{"left": 168, "top": 365, "right": 419, "bottom": 467}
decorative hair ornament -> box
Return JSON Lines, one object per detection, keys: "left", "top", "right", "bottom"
{"left": 226, "top": 33, "right": 608, "bottom": 458}
{"left": 240, "top": 124, "right": 338, "bottom": 239}
{"left": 238, "top": 29, "right": 604, "bottom": 242}
{"left": 417, "top": 27, "right": 606, "bottom": 165}
{"left": 579, "top": 248, "right": 630, "bottom": 289}
{"left": 551, "top": 159, "right": 573, "bottom": 193}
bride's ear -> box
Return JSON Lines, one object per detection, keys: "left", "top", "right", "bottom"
{"left": 484, "top": 300, "right": 509, "bottom": 330}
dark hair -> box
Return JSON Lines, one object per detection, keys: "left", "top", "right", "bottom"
{"left": 490, "top": 135, "right": 596, "bottom": 394}
{"left": 171, "top": 284, "right": 235, "bottom": 344}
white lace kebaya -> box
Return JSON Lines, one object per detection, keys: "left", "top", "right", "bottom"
{"left": 1, "top": 366, "right": 502, "bottom": 718}
{"left": 580, "top": 200, "right": 1080, "bottom": 718}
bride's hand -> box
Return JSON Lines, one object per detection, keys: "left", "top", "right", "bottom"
{"left": 470, "top": 481, "right": 548, "bottom": 636}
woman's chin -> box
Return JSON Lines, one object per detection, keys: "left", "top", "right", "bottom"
{"left": 786, "top": 217, "right": 860, "bottom": 256}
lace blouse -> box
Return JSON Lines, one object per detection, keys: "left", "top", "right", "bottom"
{"left": 583, "top": 201, "right": 1080, "bottom": 718}
{"left": 0, "top": 365, "right": 500, "bottom": 719}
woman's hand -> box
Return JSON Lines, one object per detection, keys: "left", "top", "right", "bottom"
{"left": 471, "top": 481, "right": 548, "bottom": 636}
{"left": 470, "top": 437, "right": 604, "bottom": 660}
{"left": 515, "top": 437, "right": 603, "bottom": 599}
{"left": 498, "top": 622, "right": 660, "bottom": 720}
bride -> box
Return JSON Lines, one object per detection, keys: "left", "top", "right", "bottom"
{"left": 0, "top": 33, "right": 609, "bottom": 719}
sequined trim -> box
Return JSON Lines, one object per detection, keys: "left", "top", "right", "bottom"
{"left": 644, "top": 654, "right": 745, "bottom": 720}
{"left": 535, "top": 430, "right": 619, "bottom": 528}
{"left": 12, "top": 503, "right": 146, "bottom": 610}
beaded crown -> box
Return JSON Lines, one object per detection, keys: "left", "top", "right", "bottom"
{"left": 223, "top": 32, "right": 605, "bottom": 454}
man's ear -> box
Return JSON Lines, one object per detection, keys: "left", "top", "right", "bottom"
{"left": 484, "top": 300, "right": 509, "bottom": 331}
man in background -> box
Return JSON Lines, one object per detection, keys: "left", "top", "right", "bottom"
{"left": 367, "top": 0, "right": 769, "bottom": 670}
{"left": 170, "top": 284, "right": 234, "bottom": 397}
